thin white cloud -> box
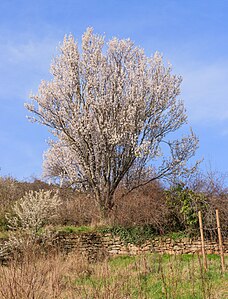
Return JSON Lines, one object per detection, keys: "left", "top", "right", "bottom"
{"left": 0, "top": 37, "right": 59, "bottom": 99}
{"left": 180, "top": 62, "right": 228, "bottom": 123}
{"left": 6, "top": 39, "right": 58, "bottom": 65}
{"left": 220, "top": 126, "right": 228, "bottom": 136}
{"left": 0, "top": 37, "right": 58, "bottom": 70}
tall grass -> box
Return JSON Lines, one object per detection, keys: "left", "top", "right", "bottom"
{"left": 0, "top": 249, "right": 227, "bottom": 299}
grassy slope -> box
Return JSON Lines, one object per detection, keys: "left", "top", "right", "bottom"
{"left": 73, "top": 254, "right": 228, "bottom": 298}
{"left": 0, "top": 246, "right": 227, "bottom": 298}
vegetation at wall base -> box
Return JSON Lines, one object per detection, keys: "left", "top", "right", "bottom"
{"left": 99, "top": 225, "right": 160, "bottom": 245}
{"left": 57, "top": 225, "right": 95, "bottom": 234}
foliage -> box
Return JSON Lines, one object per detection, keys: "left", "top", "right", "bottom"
{"left": 99, "top": 225, "right": 156, "bottom": 245}
{"left": 57, "top": 225, "right": 94, "bottom": 234}
{"left": 25, "top": 27, "right": 198, "bottom": 217}
{"left": 165, "top": 184, "right": 208, "bottom": 232}
{"left": 165, "top": 231, "right": 188, "bottom": 240}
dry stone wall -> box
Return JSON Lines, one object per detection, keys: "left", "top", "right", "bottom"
{"left": 1, "top": 232, "right": 227, "bottom": 263}
{"left": 55, "top": 232, "right": 228, "bottom": 261}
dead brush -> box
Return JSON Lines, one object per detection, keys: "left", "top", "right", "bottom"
{"left": 0, "top": 248, "right": 67, "bottom": 299}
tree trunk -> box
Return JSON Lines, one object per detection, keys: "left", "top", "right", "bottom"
{"left": 95, "top": 189, "right": 114, "bottom": 221}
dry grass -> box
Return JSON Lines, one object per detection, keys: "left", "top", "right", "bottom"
{"left": 0, "top": 248, "right": 227, "bottom": 299}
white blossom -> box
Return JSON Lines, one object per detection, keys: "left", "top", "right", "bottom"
{"left": 6, "top": 190, "right": 62, "bottom": 233}
{"left": 25, "top": 28, "right": 199, "bottom": 217}
{"left": 0, "top": 190, "right": 61, "bottom": 258}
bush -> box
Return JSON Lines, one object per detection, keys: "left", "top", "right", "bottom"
{"left": 111, "top": 182, "right": 170, "bottom": 233}
{"left": 0, "top": 190, "right": 62, "bottom": 259}
{"left": 6, "top": 190, "right": 62, "bottom": 233}
{"left": 165, "top": 184, "right": 208, "bottom": 234}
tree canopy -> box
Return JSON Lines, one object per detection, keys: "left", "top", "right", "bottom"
{"left": 25, "top": 28, "right": 198, "bottom": 217}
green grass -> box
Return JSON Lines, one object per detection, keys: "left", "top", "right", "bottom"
{"left": 109, "top": 254, "right": 136, "bottom": 268}
{"left": 72, "top": 253, "right": 228, "bottom": 298}
{"left": 0, "top": 231, "right": 8, "bottom": 239}
{"left": 56, "top": 225, "right": 95, "bottom": 234}
{"left": 165, "top": 231, "right": 189, "bottom": 240}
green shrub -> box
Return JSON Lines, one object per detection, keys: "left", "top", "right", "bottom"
{"left": 99, "top": 225, "right": 156, "bottom": 245}
{"left": 165, "top": 184, "right": 208, "bottom": 233}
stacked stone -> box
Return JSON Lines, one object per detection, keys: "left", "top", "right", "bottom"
{"left": 55, "top": 232, "right": 228, "bottom": 258}
{"left": 1, "top": 232, "right": 227, "bottom": 263}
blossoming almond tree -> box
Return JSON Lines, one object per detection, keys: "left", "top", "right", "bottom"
{"left": 25, "top": 28, "right": 199, "bottom": 218}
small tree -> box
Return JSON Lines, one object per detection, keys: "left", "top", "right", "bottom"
{"left": 0, "top": 190, "right": 61, "bottom": 258}
{"left": 6, "top": 189, "right": 61, "bottom": 234}
{"left": 25, "top": 28, "right": 198, "bottom": 218}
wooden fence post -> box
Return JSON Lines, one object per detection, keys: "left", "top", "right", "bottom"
{"left": 216, "top": 209, "right": 225, "bottom": 273}
{"left": 198, "top": 210, "right": 207, "bottom": 270}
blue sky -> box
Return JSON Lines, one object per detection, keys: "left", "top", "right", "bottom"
{"left": 0, "top": 0, "right": 228, "bottom": 181}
